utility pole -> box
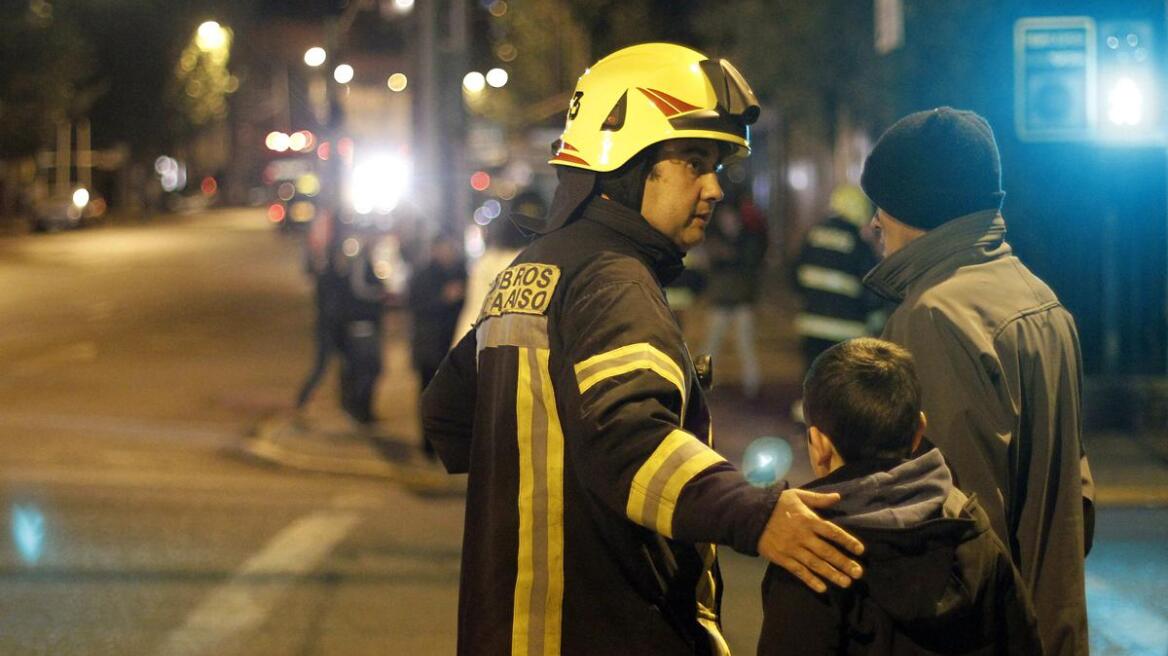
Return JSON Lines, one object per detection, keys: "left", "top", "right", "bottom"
{"left": 55, "top": 121, "right": 71, "bottom": 197}
{"left": 416, "top": 0, "right": 439, "bottom": 221}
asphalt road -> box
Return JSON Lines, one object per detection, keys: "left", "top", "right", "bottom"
{"left": 1, "top": 208, "right": 1164, "bottom": 655}
{"left": 0, "top": 210, "right": 464, "bottom": 655}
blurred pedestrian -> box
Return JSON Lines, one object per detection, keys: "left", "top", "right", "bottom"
{"left": 421, "top": 43, "right": 863, "bottom": 655}
{"left": 861, "top": 106, "right": 1094, "bottom": 655}
{"left": 702, "top": 196, "right": 767, "bottom": 398}
{"left": 408, "top": 231, "right": 466, "bottom": 458}
{"left": 294, "top": 213, "right": 390, "bottom": 426}
{"left": 792, "top": 184, "right": 881, "bottom": 376}
{"left": 450, "top": 191, "right": 537, "bottom": 344}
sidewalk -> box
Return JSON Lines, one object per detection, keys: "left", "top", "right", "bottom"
{"left": 239, "top": 312, "right": 465, "bottom": 497}
{"left": 242, "top": 286, "right": 1168, "bottom": 507}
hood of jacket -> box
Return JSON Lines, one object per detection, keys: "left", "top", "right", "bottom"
{"left": 863, "top": 209, "right": 1010, "bottom": 303}
{"left": 578, "top": 195, "right": 686, "bottom": 286}
{"left": 808, "top": 448, "right": 998, "bottom": 629}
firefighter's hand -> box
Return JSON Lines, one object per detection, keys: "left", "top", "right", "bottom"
{"left": 757, "top": 489, "right": 864, "bottom": 594}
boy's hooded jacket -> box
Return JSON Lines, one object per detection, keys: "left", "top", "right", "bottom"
{"left": 759, "top": 449, "right": 1042, "bottom": 655}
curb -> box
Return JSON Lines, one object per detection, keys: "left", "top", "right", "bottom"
{"left": 239, "top": 417, "right": 466, "bottom": 497}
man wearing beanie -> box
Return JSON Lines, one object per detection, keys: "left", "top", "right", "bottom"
{"left": 861, "top": 107, "right": 1095, "bottom": 656}
{"left": 422, "top": 43, "right": 864, "bottom": 655}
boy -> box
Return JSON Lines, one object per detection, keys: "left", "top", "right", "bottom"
{"left": 759, "top": 338, "right": 1042, "bottom": 655}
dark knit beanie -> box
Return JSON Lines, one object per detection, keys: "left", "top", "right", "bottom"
{"left": 860, "top": 107, "right": 1005, "bottom": 230}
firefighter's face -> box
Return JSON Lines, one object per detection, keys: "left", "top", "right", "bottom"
{"left": 640, "top": 139, "right": 724, "bottom": 251}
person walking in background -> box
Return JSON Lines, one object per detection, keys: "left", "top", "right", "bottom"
{"left": 294, "top": 212, "right": 393, "bottom": 426}
{"left": 861, "top": 107, "right": 1093, "bottom": 655}
{"left": 702, "top": 195, "right": 767, "bottom": 398}
{"left": 408, "top": 231, "right": 466, "bottom": 458}
{"left": 450, "top": 191, "right": 538, "bottom": 344}
{"left": 792, "top": 184, "right": 881, "bottom": 374}
{"left": 294, "top": 211, "right": 342, "bottom": 415}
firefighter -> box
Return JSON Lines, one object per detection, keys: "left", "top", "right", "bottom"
{"left": 422, "top": 43, "right": 863, "bottom": 655}
{"left": 792, "top": 184, "right": 882, "bottom": 374}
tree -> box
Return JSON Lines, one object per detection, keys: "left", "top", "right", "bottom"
{"left": 0, "top": 2, "right": 95, "bottom": 158}
{"left": 692, "top": 0, "right": 892, "bottom": 144}
{"left": 472, "top": 0, "right": 692, "bottom": 129}
{"left": 167, "top": 21, "right": 238, "bottom": 138}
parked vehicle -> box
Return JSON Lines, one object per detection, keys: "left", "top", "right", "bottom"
{"left": 30, "top": 189, "right": 107, "bottom": 232}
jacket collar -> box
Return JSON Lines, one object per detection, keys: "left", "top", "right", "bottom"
{"left": 863, "top": 209, "right": 1009, "bottom": 302}
{"left": 581, "top": 195, "right": 686, "bottom": 285}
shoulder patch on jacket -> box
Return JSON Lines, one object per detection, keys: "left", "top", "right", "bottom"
{"left": 478, "top": 262, "right": 561, "bottom": 320}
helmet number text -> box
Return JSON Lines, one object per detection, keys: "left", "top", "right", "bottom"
{"left": 568, "top": 91, "right": 584, "bottom": 120}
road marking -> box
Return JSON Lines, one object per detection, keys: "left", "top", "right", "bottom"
{"left": 158, "top": 505, "right": 363, "bottom": 656}
{"left": 7, "top": 341, "right": 98, "bottom": 376}
{"left": 1087, "top": 573, "right": 1168, "bottom": 655}
{"left": 0, "top": 412, "right": 237, "bottom": 445}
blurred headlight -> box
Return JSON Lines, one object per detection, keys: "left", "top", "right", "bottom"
{"left": 350, "top": 153, "right": 411, "bottom": 215}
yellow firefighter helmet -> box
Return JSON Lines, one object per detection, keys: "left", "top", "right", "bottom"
{"left": 549, "top": 42, "right": 761, "bottom": 172}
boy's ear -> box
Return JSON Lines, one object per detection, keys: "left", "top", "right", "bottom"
{"left": 808, "top": 426, "right": 835, "bottom": 470}
{"left": 911, "top": 411, "right": 927, "bottom": 453}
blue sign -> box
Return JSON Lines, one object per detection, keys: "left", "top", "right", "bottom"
{"left": 1015, "top": 17, "right": 1097, "bottom": 142}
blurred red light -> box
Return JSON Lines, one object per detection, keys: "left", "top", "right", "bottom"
{"left": 470, "top": 171, "right": 491, "bottom": 191}
{"left": 317, "top": 142, "right": 331, "bottom": 160}
{"left": 200, "top": 176, "right": 218, "bottom": 196}
{"left": 267, "top": 203, "right": 286, "bottom": 223}
{"left": 337, "top": 138, "right": 354, "bottom": 163}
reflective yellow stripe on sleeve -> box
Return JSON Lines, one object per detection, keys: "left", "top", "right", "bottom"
{"left": 626, "top": 429, "right": 725, "bottom": 538}
{"left": 574, "top": 342, "right": 687, "bottom": 407}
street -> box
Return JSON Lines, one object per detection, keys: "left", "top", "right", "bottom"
{"left": 1, "top": 209, "right": 1165, "bottom": 655}
{"left": 0, "top": 210, "right": 464, "bottom": 654}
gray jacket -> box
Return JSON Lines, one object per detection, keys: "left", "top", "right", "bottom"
{"left": 864, "top": 210, "right": 1094, "bottom": 656}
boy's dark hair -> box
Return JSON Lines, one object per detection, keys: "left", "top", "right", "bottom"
{"left": 803, "top": 337, "right": 922, "bottom": 461}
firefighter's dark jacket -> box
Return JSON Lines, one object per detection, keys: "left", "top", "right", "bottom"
{"left": 422, "top": 196, "right": 780, "bottom": 655}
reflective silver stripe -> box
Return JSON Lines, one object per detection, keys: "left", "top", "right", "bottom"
{"left": 627, "top": 430, "right": 726, "bottom": 537}
{"left": 807, "top": 226, "right": 856, "bottom": 253}
{"left": 476, "top": 314, "right": 549, "bottom": 356}
{"left": 795, "top": 313, "right": 868, "bottom": 341}
{"left": 796, "top": 264, "right": 864, "bottom": 298}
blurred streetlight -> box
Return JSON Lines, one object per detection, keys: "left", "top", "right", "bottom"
{"left": 195, "top": 21, "right": 228, "bottom": 52}
{"left": 463, "top": 71, "right": 486, "bottom": 93}
{"left": 265, "top": 131, "right": 291, "bottom": 152}
{"left": 304, "top": 46, "right": 327, "bottom": 67}
{"left": 387, "top": 73, "right": 408, "bottom": 92}
{"left": 485, "top": 67, "right": 508, "bottom": 88}
{"left": 391, "top": 0, "right": 416, "bottom": 13}
{"left": 496, "top": 42, "right": 518, "bottom": 62}
{"left": 334, "top": 63, "right": 355, "bottom": 84}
